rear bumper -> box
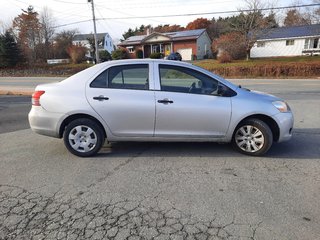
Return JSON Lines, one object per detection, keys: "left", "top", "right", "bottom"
{"left": 28, "top": 106, "right": 66, "bottom": 138}
{"left": 273, "top": 112, "right": 294, "bottom": 142}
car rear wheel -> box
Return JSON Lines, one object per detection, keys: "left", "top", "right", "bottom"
{"left": 63, "top": 118, "right": 105, "bottom": 157}
{"left": 232, "top": 118, "right": 273, "bottom": 156}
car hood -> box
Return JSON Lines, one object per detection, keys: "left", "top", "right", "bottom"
{"left": 237, "top": 87, "right": 283, "bottom": 102}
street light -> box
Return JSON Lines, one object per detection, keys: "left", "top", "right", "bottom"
{"left": 88, "top": 0, "right": 99, "bottom": 63}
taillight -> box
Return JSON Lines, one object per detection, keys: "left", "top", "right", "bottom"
{"left": 32, "top": 91, "right": 45, "bottom": 106}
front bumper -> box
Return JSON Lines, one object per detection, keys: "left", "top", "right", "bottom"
{"left": 273, "top": 111, "right": 294, "bottom": 142}
{"left": 28, "top": 106, "right": 66, "bottom": 138}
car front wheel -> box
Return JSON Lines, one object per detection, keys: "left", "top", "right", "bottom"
{"left": 63, "top": 118, "right": 105, "bottom": 157}
{"left": 232, "top": 118, "right": 273, "bottom": 156}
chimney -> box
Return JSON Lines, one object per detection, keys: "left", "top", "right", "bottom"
{"left": 146, "top": 28, "right": 150, "bottom": 36}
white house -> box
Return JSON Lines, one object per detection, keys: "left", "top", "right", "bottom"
{"left": 251, "top": 24, "right": 320, "bottom": 58}
{"left": 72, "top": 33, "right": 114, "bottom": 58}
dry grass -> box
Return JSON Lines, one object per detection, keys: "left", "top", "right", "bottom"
{"left": 194, "top": 56, "right": 320, "bottom": 78}
{"left": 0, "top": 63, "right": 92, "bottom": 77}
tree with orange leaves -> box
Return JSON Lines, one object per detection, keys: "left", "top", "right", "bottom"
{"left": 12, "top": 6, "right": 42, "bottom": 63}
{"left": 186, "top": 18, "right": 211, "bottom": 30}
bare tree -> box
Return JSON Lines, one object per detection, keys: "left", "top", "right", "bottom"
{"left": 53, "top": 29, "right": 78, "bottom": 59}
{"left": 0, "top": 20, "right": 12, "bottom": 34}
{"left": 40, "top": 7, "right": 55, "bottom": 59}
{"left": 312, "top": 0, "right": 320, "bottom": 23}
{"left": 231, "top": 0, "right": 269, "bottom": 60}
{"left": 40, "top": 7, "right": 55, "bottom": 44}
{"left": 284, "top": 9, "right": 311, "bottom": 26}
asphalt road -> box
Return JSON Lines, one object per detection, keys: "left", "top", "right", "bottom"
{"left": 0, "top": 95, "right": 31, "bottom": 134}
{"left": 0, "top": 79, "right": 320, "bottom": 240}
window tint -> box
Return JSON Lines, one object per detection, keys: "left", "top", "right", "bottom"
{"left": 108, "top": 64, "right": 149, "bottom": 90}
{"left": 90, "top": 70, "right": 108, "bottom": 88}
{"left": 159, "top": 64, "right": 219, "bottom": 95}
{"left": 90, "top": 64, "right": 149, "bottom": 90}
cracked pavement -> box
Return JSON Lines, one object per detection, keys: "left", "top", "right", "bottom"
{"left": 0, "top": 79, "right": 320, "bottom": 239}
{"left": 0, "top": 185, "right": 262, "bottom": 240}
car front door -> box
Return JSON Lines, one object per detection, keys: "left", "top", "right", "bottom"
{"left": 154, "top": 64, "right": 232, "bottom": 138}
{"left": 86, "top": 63, "right": 155, "bottom": 137}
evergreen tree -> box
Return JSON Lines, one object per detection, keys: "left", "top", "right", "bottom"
{"left": 0, "top": 31, "right": 22, "bottom": 67}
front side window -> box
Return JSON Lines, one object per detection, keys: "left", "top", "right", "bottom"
{"left": 159, "top": 64, "right": 220, "bottom": 95}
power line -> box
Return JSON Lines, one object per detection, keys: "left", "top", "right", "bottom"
{"left": 53, "top": 19, "right": 92, "bottom": 28}
{"left": 52, "top": 0, "right": 87, "bottom": 4}
{"left": 97, "top": 3, "right": 320, "bottom": 20}
{"left": 52, "top": 3, "right": 320, "bottom": 28}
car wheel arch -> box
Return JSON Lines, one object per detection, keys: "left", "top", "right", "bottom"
{"left": 233, "top": 114, "right": 280, "bottom": 142}
{"left": 59, "top": 114, "right": 107, "bottom": 139}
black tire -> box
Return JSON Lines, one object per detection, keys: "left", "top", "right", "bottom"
{"left": 63, "top": 118, "right": 105, "bottom": 157}
{"left": 232, "top": 118, "right": 273, "bottom": 156}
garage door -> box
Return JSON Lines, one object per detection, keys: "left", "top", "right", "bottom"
{"left": 177, "top": 48, "right": 192, "bottom": 61}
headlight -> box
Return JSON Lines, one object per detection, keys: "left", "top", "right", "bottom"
{"left": 272, "top": 101, "right": 291, "bottom": 113}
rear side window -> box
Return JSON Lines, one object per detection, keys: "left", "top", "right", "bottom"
{"left": 109, "top": 64, "right": 149, "bottom": 90}
{"left": 90, "top": 64, "right": 149, "bottom": 90}
{"left": 90, "top": 70, "right": 108, "bottom": 88}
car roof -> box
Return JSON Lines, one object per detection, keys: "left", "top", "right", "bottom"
{"left": 99, "top": 58, "right": 192, "bottom": 66}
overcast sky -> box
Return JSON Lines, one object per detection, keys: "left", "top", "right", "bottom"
{"left": 0, "top": 0, "right": 313, "bottom": 40}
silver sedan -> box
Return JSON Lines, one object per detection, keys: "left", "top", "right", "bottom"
{"left": 29, "top": 59, "right": 293, "bottom": 157}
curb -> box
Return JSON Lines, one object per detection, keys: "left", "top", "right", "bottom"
{"left": 0, "top": 89, "right": 33, "bottom": 96}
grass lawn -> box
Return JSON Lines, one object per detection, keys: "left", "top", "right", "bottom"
{"left": 193, "top": 56, "right": 320, "bottom": 78}
{"left": 193, "top": 56, "right": 320, "bottom": 69}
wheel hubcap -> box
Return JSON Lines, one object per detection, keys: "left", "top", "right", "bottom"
{"left": 68, "top": 125, "right": 97, "bottom": 153}
{"left": 235, "top": 125, "right": 264, "bottom": 153}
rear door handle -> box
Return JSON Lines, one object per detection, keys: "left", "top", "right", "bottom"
{"left": 157, "top": 99, "right": 173, "bottom": 104}
{"left": 93, "top": 95, "right": 109, "bottom": 101}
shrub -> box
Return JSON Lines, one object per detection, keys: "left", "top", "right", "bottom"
{"left": 212, "top": 32, "right": 246, "bottom": 60}
{"left": 149, "top": 52, "right": 163, "bottom": 59}
{"left": 67, "top": 45, "right": 87, "bottom": 64}
{"left": 112, "top": 48, "right": 129, "bottom": 60}
{"left": 99, "top": 50, "right": 112, "bottom": 62}
{"left": 218, "top": 52, "right": 232, "bottom": 63}
{"left": 136, "top": 49, "right": 143, "bottom": 59}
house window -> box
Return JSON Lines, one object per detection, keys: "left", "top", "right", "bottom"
{"left": 126, "top": 46, "right": 134, "bottom": 53}
{"left": 313, "top": 38, "right": 319, "bottom": 49}
{"left": 286, "top": 40, "right": 294, "bottom": 46}
{"left": 257, "top": 42, "right": 265, "bottom": 47}
{"left": 304, "top": 38, "right": 320, "bottom": 49}
{"left": 304, "top": 39, "right": 310, "bottom": 49}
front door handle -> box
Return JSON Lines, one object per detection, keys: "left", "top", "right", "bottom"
{"left": 157, "top": 99, "right": 173, "bottom": 104}
{"left": 93, "top": 95, "right": 109, "bottom": 101}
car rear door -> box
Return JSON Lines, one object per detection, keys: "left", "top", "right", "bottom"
{"left": 154, "top": 63, "right": 232, "bottom": 138}
{"left": 86, "top": 63, "right": 155, "bottom": 137}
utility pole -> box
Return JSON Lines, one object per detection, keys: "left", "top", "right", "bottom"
{"left": 88, "top": 0, "right": 99, "bottom": 63}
